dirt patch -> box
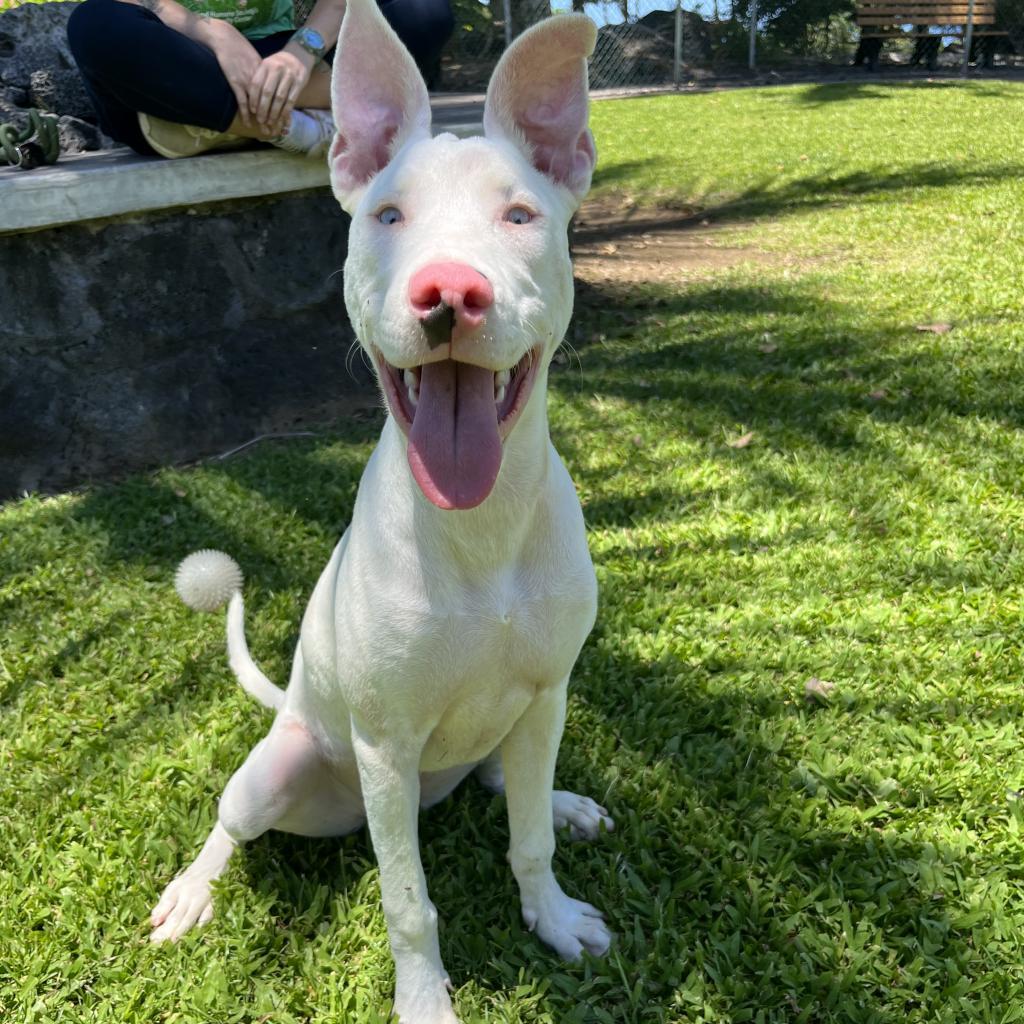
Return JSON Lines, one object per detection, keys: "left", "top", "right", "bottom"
{"left": 572, "top": 194, "right": 767, "bottom": 286}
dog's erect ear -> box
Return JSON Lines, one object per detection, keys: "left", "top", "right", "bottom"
{"left": 483, "top": 14, "right": 597, "bottom": 203}
{"left": 328, "top": 0, "right": 431, "bottom": 211}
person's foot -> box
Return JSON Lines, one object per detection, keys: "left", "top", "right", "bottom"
{"left": 270, "top": 109, "right": 335, "bottom": 158}
{"left": 138, "top": 113, "right": 247, "bottom": 159}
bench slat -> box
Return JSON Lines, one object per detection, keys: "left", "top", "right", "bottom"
{"left": 857, "top": 14, "right": 996, "bottom": 22}
{"left": 856, "top": 3, "right": 995, "bottom": 12}
{"left": 856, "top": 17, "right": 991, "bottom": 24}
{"left": 856, "top": 6, "right": 995, "bottom": 13}
{"left": 860, "top": 27, "right": 995, "bottom": 33}
{"left": 856, "top": 1, "right": 995, "bottom": 8}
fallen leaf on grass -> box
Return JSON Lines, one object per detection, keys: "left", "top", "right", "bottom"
{"left": 805, "top": 677, "right": 836, "bottom": 703}
{"left": 915, "top": 322, "right": 952, "bottom": 335}
{"left": 728, "top": 431, "right": 755, "bottom": 449}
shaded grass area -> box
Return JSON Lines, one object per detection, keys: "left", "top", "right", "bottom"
{"left": 3, "top": 81, "right": 1024, "bottom": 1021}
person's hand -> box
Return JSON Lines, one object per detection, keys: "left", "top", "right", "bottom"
{"left": 247, "top": 48, "right": 315, "bottom": 135}
{"left": 200, "top": 19, "right": 263, "bottom": 127}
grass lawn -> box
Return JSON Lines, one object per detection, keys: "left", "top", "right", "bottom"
{"left": 3, "top": 81, "right": 1024, "bottom": 1022}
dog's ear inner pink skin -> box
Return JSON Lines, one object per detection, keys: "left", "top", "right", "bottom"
{"left": 327, "top": 0, "right": 431, "bottom": 207}
{"left": 483, "top": 15, "right": 598, "bottom": 202}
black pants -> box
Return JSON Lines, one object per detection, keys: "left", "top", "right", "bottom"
{"left": 67, "top": 0, "right": 453, "bottom": 155}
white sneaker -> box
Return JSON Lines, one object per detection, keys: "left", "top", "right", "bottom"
{"left": 270, "top": 108, "right": 335, "bottom": 158}
{"left": 139, "top": 113, "right": 247, "bottom": 159}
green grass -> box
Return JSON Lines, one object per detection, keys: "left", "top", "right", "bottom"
{"left": 3, "top": 81, "right": 1024, "bottom": 1022}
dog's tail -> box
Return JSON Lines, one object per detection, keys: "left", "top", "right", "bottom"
{"left": 174, "top": 550, "right": 285, "bottom": 711}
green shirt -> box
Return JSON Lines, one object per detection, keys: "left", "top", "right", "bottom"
{"left": 179, "top": 0, "right": 295, "bottom": 40}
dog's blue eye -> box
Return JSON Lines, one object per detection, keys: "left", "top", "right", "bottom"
{"left": 504, "top": 207, "right": 533, "bottom": 225}
{"left": 377, "top": 206, "right": 403, "bottom": 225}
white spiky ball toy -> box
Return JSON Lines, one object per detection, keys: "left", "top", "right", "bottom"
{"left": 174, "top": 549, "right": 244, "bottom": 612}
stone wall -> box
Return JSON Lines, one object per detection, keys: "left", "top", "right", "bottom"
{"left": 0, "top": 188, "right": 370, "bottom": 497}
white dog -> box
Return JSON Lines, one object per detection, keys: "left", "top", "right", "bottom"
{"left": 150, "top": 1, "right": 613, "bottom": 1020}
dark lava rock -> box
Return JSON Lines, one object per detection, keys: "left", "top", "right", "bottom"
{"left": 0, "top": 2, "right": 104, "bottom": 152}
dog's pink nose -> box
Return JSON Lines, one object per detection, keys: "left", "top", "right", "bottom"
{"left": 409, "top": 262, "right": 494, "bottom": 331}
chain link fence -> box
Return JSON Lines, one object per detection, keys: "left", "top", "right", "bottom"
{"left": 438, "top": 0, "right": 1024, "bottom": 89}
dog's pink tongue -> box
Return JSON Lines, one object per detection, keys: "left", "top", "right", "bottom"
{"left": 407, "top": 360, "right": 502, "bottom": 510}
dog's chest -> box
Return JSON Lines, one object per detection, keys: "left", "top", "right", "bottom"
{"left": 418, "top": 576, "right": 584, "bottom": 769}
{"left": 333, "top": 554, "right": 596, "bottom": 769}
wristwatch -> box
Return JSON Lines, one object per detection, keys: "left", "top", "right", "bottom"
{"left": 291, "top": 26, "right": 328, "bottom": 61}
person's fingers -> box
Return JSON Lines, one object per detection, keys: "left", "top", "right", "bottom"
{"left": 229, "top": 79, "right": 251, "bottom": 126}
{"left": 256, "top": 67, "right": 286, "bottom": 125}
{"left": 246, "top": 63, "right": 267, "bottom": 116}
{"left": 276, "top": 87, "right": 301, "bottom": 133}
{"left": 266, "top": 75, "right": 295, "bottom": 128}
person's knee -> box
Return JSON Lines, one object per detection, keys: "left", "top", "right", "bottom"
{"left": 425, "top": 0, "right": 455, "bottom": 51}
{"left": 381, "top": 0, "right": 454, "bottom": 67}
{"left": 420, "top": 0, "right": 455, "bottom": 60}
{"left": 67, "top": 0, "right": 138, "bottom": 74}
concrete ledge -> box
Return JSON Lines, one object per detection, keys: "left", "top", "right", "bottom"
{"left": 1, "top": 96, "right": 485, "bottom": 235}
{"left": 0, "top": 147, "right": 332, "bottom": 234}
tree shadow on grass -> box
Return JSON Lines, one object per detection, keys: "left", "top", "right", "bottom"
{"left": 1, "top": 416, "right": 380, "bottom": 587}
{"left": 790, "top": 78, "right": 1021, "bottom": 106}
{"left": 561, "top": 277, "right": 1024, "bottom": 452}
{"left": 589, "top": 155, "right": 1024, "bottom": 228}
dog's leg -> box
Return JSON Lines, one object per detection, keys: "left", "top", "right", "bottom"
{"left": 151, "top": 717, "right": 362, "bottom": 942}
{"left": 352, "top": 725, "right": 456, "bottom": 1024}
{"left": 477, "top": 751, "right": 614, "bottom": 842}
{"left": 150, "top": 821, "right": 236, "bottom": 943}
{"left": 501, "top": 683, "right": 612, "bottom": 961}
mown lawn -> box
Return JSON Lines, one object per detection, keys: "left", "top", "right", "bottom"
{"left": 2, "top": 81, "right": 1024, "bottom": 1022}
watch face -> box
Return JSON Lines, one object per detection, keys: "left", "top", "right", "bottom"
{"left": 302, "top": 27, "right": 325, "bottom": 49}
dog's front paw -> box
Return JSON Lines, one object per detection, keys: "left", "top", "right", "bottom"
{"left": 523, "top": 887, "right": 612, "bottom": 961}
{"left": 552, "top": 791, "right": 614, "bottom": 841}
{"left": 150, "top": 873, "right": 215, "bottom": 943}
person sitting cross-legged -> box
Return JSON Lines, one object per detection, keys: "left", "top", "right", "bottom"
{"left": 67, "top": 0, "right": 453, "bottom": 159}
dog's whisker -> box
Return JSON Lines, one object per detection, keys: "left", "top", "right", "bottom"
{"left": 557, "top": 337, "right": 585, "bottom": 388}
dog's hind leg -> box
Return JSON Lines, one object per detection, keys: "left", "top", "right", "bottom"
{"left": 151, "top": 715, "right": 363, "bottom": 942}
{"left": 476, "top": 749, "right": 614, "bottom": 842}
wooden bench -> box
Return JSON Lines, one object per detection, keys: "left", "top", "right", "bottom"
{"left": 855, "top": 0, "right": 997, "bottom": 69}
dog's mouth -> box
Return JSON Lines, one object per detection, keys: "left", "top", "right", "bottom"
{"left": 373, "top": 346, "right": 542, "bottom": 511}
